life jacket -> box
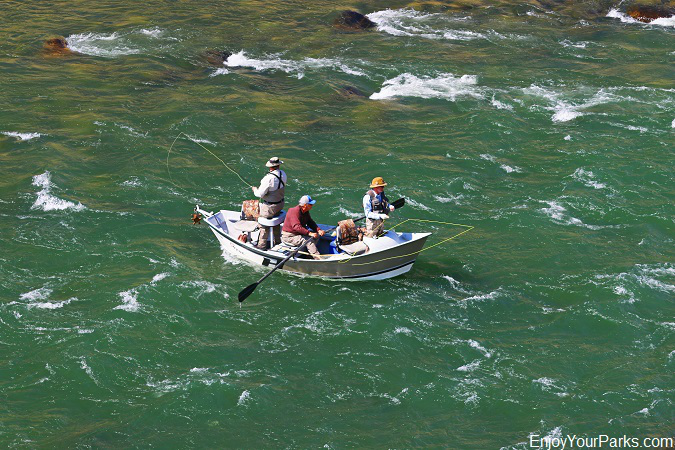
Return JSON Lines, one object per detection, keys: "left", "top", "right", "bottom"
{"left": 367, "top": 189, "right": 390, "bottom": 214}
{"left": 337, "top": 219, "right": 361, "bottom": 245}
{"left": 261, "top": 170, "right": 286, "bottom": 204}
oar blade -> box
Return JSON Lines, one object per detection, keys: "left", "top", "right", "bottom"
{"left": 238, "top": 282, "right": 259, "bottom": 302}
{"left": 392, "top": 198, "right": 405, "bottom": 209}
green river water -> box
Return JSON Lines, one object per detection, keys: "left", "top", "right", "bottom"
{"left": 0, "top": 0, "right": 673, "bottom": 447}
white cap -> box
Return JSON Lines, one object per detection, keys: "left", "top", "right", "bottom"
{"left": 299, "top": 195, "right": 316, "bottom": 205}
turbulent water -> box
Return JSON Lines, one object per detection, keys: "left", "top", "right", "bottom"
{"left": 1, "top": 0, "right": 673, "bottom": 447}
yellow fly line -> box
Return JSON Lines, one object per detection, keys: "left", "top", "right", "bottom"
{"left": 167, "top": 132, "right": 253, "bottom": 188}
{"left": 339, "top": 218, "right": 474, "bottom": 266}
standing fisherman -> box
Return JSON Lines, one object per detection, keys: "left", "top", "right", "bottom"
{"left": 252, "top": 157, "right": 287, "bottom": 249}
{"left": 363, "top": 176, "right": 395, "bottom": 237}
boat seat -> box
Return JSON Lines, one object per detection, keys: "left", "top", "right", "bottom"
{"left": 232, "top": 220, "right": 260, "bottom": 232}
{"left": 258, "top": 210, "right": 286, "bottom": 227}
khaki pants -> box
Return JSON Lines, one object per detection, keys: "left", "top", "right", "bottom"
{"left": 365, "top": 218, "right": 384, "bottom": 237}
{"left": 281, "top": 231, "right": 320, "bottom": 259}
{"left": 257, "top": 202, "right": 283, "bottom": 249}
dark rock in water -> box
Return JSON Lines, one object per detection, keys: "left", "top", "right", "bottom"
{"left": 43, "top": 37, "right": 72, "bottom": 56}
{"left": 626, "top": 5, "right": 674, "bottom": 22}
{"left": 334, "top": 10, "right": 376, "bottom": 30}
{"left": 204, "top": 50, "right": 232, "bottom": 66}
{"left": 300, "top": 118, "right": 332, "bottom": 131}
{"left": 338, "top": 85, "right": 368, "bottom": 98}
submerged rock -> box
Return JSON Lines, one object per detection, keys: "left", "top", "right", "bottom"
{"left": 204, "top": 50, "right": 232, "bottom": 67}
{"left": 334, "top": 10, "right": 376, "bottom": 30}
{"left": 626, "top": 4, "right": 674, "bottom": 22}
{"left": 43, "top": 37, "right": 72, "bottom": 56}
{"left": 337, "top": 85, "right": 368, "bottom": 98}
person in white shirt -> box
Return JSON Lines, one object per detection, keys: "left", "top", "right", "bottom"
{"left": 363, "top": 176, "right": 395, "bottom": 237}
{"left": 251, "top": 157, "right": 287, "bottom": 249}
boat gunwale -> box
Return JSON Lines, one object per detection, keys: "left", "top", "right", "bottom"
{"left": 204, "top": 213, "right": 431, "bottom": 264}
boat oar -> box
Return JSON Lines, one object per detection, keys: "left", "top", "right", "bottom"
{"left": 390, "top": 197, "right": 405, "bottom": 211}
{"left": 238, "top": 239, "right": 313, "bottom": 302}
{"left": 237, "top": 197, "right": 405, "bottom": 302}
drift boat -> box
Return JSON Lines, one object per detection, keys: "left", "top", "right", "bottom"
{"left": 195, "top": 205, "right": 431, "bottom": 280}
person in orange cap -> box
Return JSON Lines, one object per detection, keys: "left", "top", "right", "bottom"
{"left": 363, "top": 176, "right": 395, "bottom": 237}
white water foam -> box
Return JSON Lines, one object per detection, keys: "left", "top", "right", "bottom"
{"left": 606, "top": 9, "right": 639, "bottom": 23}
{"left": 95, "top": 121, "right": 147, "bottom": 138}
{"left": 67, "top": 32, "right": 140, "bottom": 57}
{"left": 533, "top": 377, "right": 556, "bottom": 387}
{"left": 180, "top": 280, "right": 219, "bottom": 298}
{"left": 572, "top": 168, "right": 606, "bottom": 189}
{"left": 491, "top": 96, "right": 514, "bottom": 110}
{"left": 185, "top": 134, "right": 216, "bottom": 145}
{"left": 607, "top": 9, "right": 675, "bottom": 27}
{"left": 595, "top": 264, "right": 675, "bottom": 300}
{"left": 31, "top": 172, "right": 85, "bottom": 212}
{"left": 461, "top": 289, "right": 502, "bottom": 303}
{"left": 443, "top": 275, "right": 460, "bottom": 288}
{"left": 433, "top": 194, "right": 464, "bottom": 205}
{"left": 457, "top": 360, "right": 481, "bottom": 372}
{"left": 400, "top": 196, "right": 432, "bottom": 212}
{"left": 17, "top": 289, "right": 71, "bottom": 312}
{"left": 140, "top": 27, "right": 163, "bottom": 38}
{"left": 560, "top": 39, "right": 589, "bottom": 49}
{"left": 394, "top": 326, "right": 413, "bottom": 335}
{"left": 500, "top": 164, "right": 522, "bottom": 173}
{"left": 468, "top": 339, "right": 492, "bottom": 358}
{"left": 80, "top": 357, "right": 100, "bottom": 385}
{"left": 671, "top": 118, "right": 675, "bottom": 128}
{"left": 624, "top": 124, "right": 649, "bottom": 132}
{"left": 237, "top": 390, "right": 251, "bottom": 405}
{"left": 533, "top": 378, "right": 570, "bottom": 397}
{"left": 335, "top": 206, "right": 361, "bottom": 219}
{"left": 367, "top": 9, "right": 490, "bottom": 41}
{"left": 223, "top": 50, "right": 366, "bottom": 79}
{"left": 115, "top": 289, "right": 139, "bottom": 312}
{"left": 651, "top": 16, "right": 675, "bottom": 26}
{"left": 121, "top": 177, "right": 143, "bottom": 187}
{"left": 210, "top": 68, "right": 229, "bottom": 77}
{"left": 540, "top": 200, "right": 606, "bottom": 230}
{"left": 2, "top": 132, "right": 43, "bottom": 141}
{"left": 118, "top": 124, "right": 146, "bottom": 138}
{"left": 29, "top": 297, "right": 75, "bottom": 310}
{"left": 524, "top": 85, "right": 616, "bottom": 123}
{"left": 20, "top": 287, "right": 52, "bottom": 302}
{"left": 151, "top": 273, "right": 170, "bottom": 284}
{"left": 636, "top": 275, "right": 675, "bottom": 293}
{"left": 370, "top": 73, "right": 481, "bottom": 101}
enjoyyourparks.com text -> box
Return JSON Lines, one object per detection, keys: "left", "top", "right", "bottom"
{"left": 529, "top": 434, "right": 674, "bottom": 449}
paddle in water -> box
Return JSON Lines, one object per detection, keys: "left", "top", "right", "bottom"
{"left": 238, "top": 198, "right": 405, "bottom": 302}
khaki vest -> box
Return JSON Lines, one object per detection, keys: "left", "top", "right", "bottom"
{"left": 367, "top": 189, "right": 389, "bottom": 213}
{"left": 262, "top": 170, "right": 286, "bottom": 204}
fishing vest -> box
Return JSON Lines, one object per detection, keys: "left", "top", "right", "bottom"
{"left": 261, "top": 170, "right": 286, "bottom": 204}
{"left": 367, "top": 189, "right": 390, "bottom": 214}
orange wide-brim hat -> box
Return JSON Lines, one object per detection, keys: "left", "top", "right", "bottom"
{"left": 370, "top": 177, "right": 387, "bottom": 188}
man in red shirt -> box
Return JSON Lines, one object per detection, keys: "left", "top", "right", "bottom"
{"left": 281, "top": 195, "right": 325, "bottom": 259}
